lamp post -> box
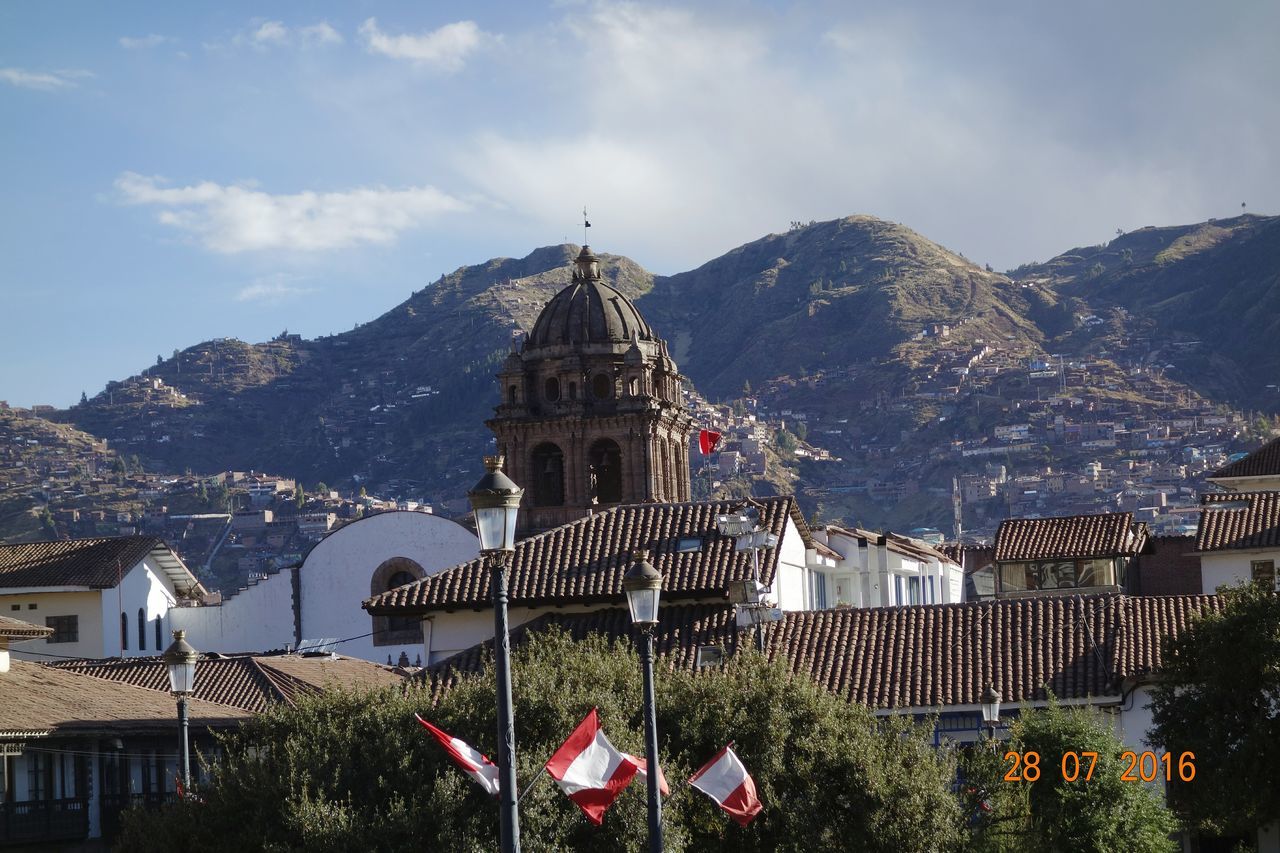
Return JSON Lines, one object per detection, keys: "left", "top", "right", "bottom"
{"left": 717, "top": 504, "right": 776, "bottom": 653}
{"left": 980, "top": 684, "right": 1001, "bottom": 751}
{"left": 469, "top": 456, "right": 524, "bottom": 853}
{"left": 623, "top": 550, "right": 664, "bottom": 853}
{"left": 162, "top": 629, "right": 199, "bottom": 792}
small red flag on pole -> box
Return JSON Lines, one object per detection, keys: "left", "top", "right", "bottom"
{"left": 698, "top": 429, "right": 722, "bottom": 455}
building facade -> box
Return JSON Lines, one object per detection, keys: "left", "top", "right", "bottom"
{"left": 487, "top": 246, "right": 694, "bottom": 534}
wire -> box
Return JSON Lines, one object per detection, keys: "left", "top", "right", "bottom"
{"left": 14, "top": 628, "right": 385, "bottom": 662}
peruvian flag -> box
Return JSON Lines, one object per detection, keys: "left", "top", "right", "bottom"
{"left": 622, "top": 753, "right": 670, "bottom": 796}
{"left": 415, "top": 714, "right": 500, "bottom": 797}
{"left": 689, "top": 744, "right": 762, "bottom": 826}
{"left": 545, "top": 709, "right": 640, "bottom": 825}
{"left": 698, "top": 429, "right": 722, "bottom": 455}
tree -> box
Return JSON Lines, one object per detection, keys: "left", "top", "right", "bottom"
{"left": 117, "top": 632, "right": 961, "bottom": 852}
{"left": 961, "top": 700, "right": 1178, "bottom": 852}
{"left": 79, "top": 390, "right": 88, "bottom": 405}
{"left": 295, "top": 487, "right": 306, "bottom": 509}
{"left": 1148, "top": 583, "right": 1280, "bottom": 836}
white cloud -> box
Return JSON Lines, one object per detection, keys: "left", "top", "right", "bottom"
{"left": 252, "top": 21, "right": 289, "bottom": 45}
{"left": 0, "top": 67, "right": 90, "bottom": 90}
{"left": 235, "top": 274, "right": 314, "bottom": 303}
{"left": 119, "top": 33, "right": 174, "bottom": 49}
{"left": 230, "top": 19, "right": 343, "bottom": 50}
{"left": 359, "top": 17, "right": 489, "bottom": 71}
{"left": 116, "top": 172, "right": 470, "bottom": 253}
{"left": 300, "top": 22, "right": 343, "bottom": 47}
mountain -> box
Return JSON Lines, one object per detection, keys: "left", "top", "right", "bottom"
{"left": 639, "top": 215, "right": 1043, "bottom": 401}
{"left": 52, "top": 213, "right": 1278, "bottom": 524}
{"left": 1010, "top": 213, "right": 1280, "bottom": 409}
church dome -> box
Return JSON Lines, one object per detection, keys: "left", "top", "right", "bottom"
{"left": 526, "top": 246, "right": 654, "bottom": 349}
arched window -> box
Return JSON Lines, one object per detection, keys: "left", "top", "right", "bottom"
{"left": 155, "top": 617, "right": 163, "bottom": 652}
{"left": 592, "top": 373, "right": 612, "bottom": 399}
{"left": 370, "top": 557, "right": 426, "bottom": 647}
{"left": 544, "top": 376, "right": 561, "bottom": 402}
{"left": 628, "top": 377, "right": 639, "bottom": 397}
{"left": 588, "top": 438, "right": 623, "bottom": 505}
{"left": 531, "top": 443, "right": 565, "bottom": 507}
{"left": 138, "top": 608, "right": 146, "bottom": 651}
{"left": 508, "top": 385, "right": 518, "bottom": 405}
{"left": 568, "top": 381, "right": 577, "bottom": 400}
{"left": 120, "top": 612, "right": 129, "bottom": 652}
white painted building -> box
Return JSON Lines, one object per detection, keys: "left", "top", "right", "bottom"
{"left": 0, "top": 537, "right": 205, "bottom": 662}
{"left": 1195, "top": 491, "right": 1280, "bottom": 594}
{"left": 811, "top": 525, "right": 965, "bottom": 608}
{"left": 173, "top": 510, "right": 479, "bottom": 664}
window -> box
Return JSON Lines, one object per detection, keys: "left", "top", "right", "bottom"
{"left": 1252, "top": 560, "right": 1276, "bottom": 589}
{"left": 370, "top": 556, "right": 426, "bottom": 646}
{"left": 814, "top": 572, "right": 827, "bottom": 609}
{"left": 531, "top": 443, "right": 566, "bottom": 507}
{"left": 588, "top": 438, "right": 623, "bottom": 505}
{"left": 9, "top": 604, "right": 17, "bottom": 611}
{"left": 120, "top": 612, "right": 129, "bottom": 651}
{"left": 45, "top": 615, "right": 78, "bottom": 644}
{"left": 676, "top": 537, "right": 702, "bottom": 553}
{"left": 927, "top": 576, "right": 936, "bottom": 604}
{"left": 155, "top": 617, "right": 163, "bottom": 651}
{"left": 696, "top": 646, "right": 725, "bottom": 668}
{"left": 508, "top": 385, "right": 518, "bottom": 405}
{"left": 592, "top": 373, "right": 612, "bottom": 399}
{"left": 138, "top": 608, "right": 146, "bottom": 650}
{"left": 628, "top": 377, "right": 639, "bottom": 396}
{"left": 908, "top": 576, "right": 921, "bottom": 605}
{"left": 894, "top": 575, "right": 904, "bottom": 605}
{"left": 544, "top": 376, "right": 561, "bottom": 402}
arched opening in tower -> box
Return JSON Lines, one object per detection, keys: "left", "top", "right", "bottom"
{"left": 588, "top": 438, "right": 623, "bottom": 505}
{"left": 531, "top": 442, "right": 566, "bottom": 506}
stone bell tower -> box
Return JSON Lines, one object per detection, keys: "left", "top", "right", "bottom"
{"left": 487, "top": 245, "right": 693, "bottom": 534}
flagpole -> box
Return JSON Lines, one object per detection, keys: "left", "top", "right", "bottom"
{"left": 517, "top": 766, "right": 547, "bottom": 803}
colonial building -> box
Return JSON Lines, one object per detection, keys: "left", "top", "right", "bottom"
{"left": 171, "top": 510, "right": 479, "bottom": 663}
{"left": 1207, "top": 435, "right": 1280, "bottom": 492}
{"left": 968, "top": 512, "right": 1148, "bottom": 599}
{"left": 0, "top": 537, "right": 205, "bottom": 662}
{"left": 488, "top": 245, "right": 694, "bottom": 534}
{"left": 1195, "top": 491, "right": 1280, "bottom": 593}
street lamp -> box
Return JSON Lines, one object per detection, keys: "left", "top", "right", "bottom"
{"left": 162, "top": 629, "right": 199, "bottom": 792}
{"left": 981, "top": 684, "right": 1001, "bottom": 748}
{"left": 468, "top": 456, "right": 524, "bottom": 853}
{"left": 623, "top": 550, "right": 663, "bottom": 853}
{"left": 717, "top": 503, "right": 777, "bottom": 652}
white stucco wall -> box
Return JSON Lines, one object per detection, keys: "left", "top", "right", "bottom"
{"left": 302, "top": 511, "right": 479, "bottom": 663}
{"left": 171, "top": 569, "right": 295, "bottom": 654}
{"left": 173, "top": 511, "right": 480, "bottom": 663}
{"left": 773, "top": 517, "right": 812, "bottom": 611}
{"left": 1201, "top": 550, "right": 1280, "bottom": 594}
{"left": 5, "top": 590, "right": 106, "bottom": 660}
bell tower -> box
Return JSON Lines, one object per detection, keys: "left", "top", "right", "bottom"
{"left": 487, "top": 245, "right": 694, "bottom": 534}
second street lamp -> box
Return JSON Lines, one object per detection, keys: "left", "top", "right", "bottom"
{"left": 162, "top": 629, "right": 199, "bottom": 793}
{"left": 623, "top": 550, "right": 664, "bottom": 853}
{"left": 468, "top": 456, "right": 524, "bottom": 853}
{"left": 981, "top": 684, "right": 1001, "bottom": 750}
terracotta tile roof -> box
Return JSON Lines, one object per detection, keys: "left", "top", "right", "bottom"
{"left": 0, "top": 536, "right": 192, "bottom": 591}
{"left": 1210, "top": 436, "right": 1280, "bottom": 480}
{"left": 994, "top": 513, "right": 1146, "bottom": 562}
{"left": 425, "top": 593, "right": 1222, "bottom": 710}
{"left": 1, "top": 660, "right": 248, "bottom": 737}
{"left": 1195, "top": 491, "right": 1280, "bottom": 552}
{"left": 51, "top": 654, "right": 404, "bottom": 713}
{"left": 365, "top": 497, "right": 804, "bottom": 615}
{"left": 0, "top": 614, "right": 54, "bottom": 640}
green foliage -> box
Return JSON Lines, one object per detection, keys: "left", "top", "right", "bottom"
{"left": 775, "top": 429, "right": 797, "bottom": 455}
{"left": 117, "top": 631, "right": 961, "bottom": 852}
{"left": 1148, "top": 583, "right": 1280, "bottom": 835}
{"left": 960, "top": 702, "right": 1178, "bottom": 853}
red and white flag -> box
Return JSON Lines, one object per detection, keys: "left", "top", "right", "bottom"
{"left": 622, "top": 753, "right": 670, "bottom": 796}
{"left": 698, "top": 429, "right": 722, "bottom": 455}
{"left": 545, "top": 709, "right": 639, "bottom": 825}
{"left": 689, "top": 744, "right": 762, "bottom": 827}
{"left": 415, "top": 714, "right": 500, "bottom": 798}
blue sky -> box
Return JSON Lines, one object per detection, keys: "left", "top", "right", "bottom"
{"left": 2, "top": 1, "right": 1277, "bottom": 408}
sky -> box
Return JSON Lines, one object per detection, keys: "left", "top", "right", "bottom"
{"left": 2, "top": 1, "right": 1277, "bottom": 408}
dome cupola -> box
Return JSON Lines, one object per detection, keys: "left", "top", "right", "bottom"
{"left": 526, "top": 246, "right": 654, "bottom": 350}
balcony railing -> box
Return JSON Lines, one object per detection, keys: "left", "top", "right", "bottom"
{"left": 0, "top": 798, "right": 89, "bottom": 846}
{"left": 100, "top": 792, "right": 177, "bottom": 842}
